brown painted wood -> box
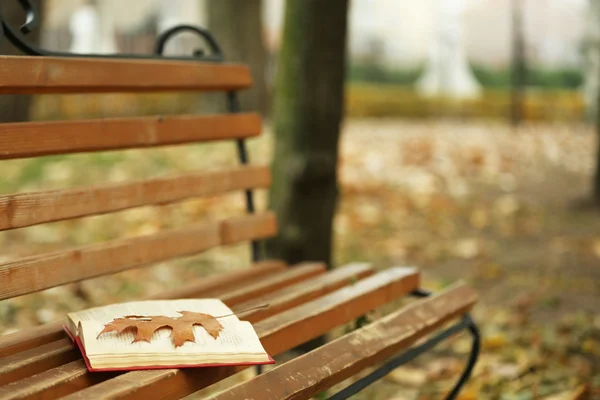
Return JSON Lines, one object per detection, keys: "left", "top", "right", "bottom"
{"left": 0, "top": 166, "right": 271, "bottom": 231}
{"left": 0, "top": 360, "right": 117, "bottom": 400}
{"left": 49, "top": 267, "right": 420, "bottom": 400}
{"left": 0, "top": 113, "right": 261, "bottom": 160}
{"left": 215, "top": 262, "right": 326, "bottom": 304}
{"left": 254, "top": 266, "right": 419, "bottom": 357}
{"left": 0, "top": 261, "right": 316, "bottom": 385}
{"left": 0, "top": 261, "right": 286, "bottom": 359}
{"left": 0, "top": 213, "right": 277, "bottom": 300}
{"left": 0, "top": 263, "right": 327, "bottom": 399}
{"left": 0, "top": 55, "right": 252, "bottom": 94}
{"left": 220, "top": 212, "right": 278, "bottom": 245}
{"left": 0, "top": 340, "right": 79, "bottom": 386}
{"left": 210, "top": 283, "right": 478, "bottom": 400}
{"left": 0, "top": 321, "right": 64, "bottom": 359}
{"left": 236, "top": 263, "right": 373, "bottom": 323}
{"left": 149, "top": 260, "right": 288, "bottom": 301}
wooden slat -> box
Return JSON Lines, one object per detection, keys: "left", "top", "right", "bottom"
{"left": 0, "top": 263, "right": 332, "bottom": 399}
{"left": 0, "top": 55, "right": 252, "bottom": 94}
{"left": 237, "top": 263, "right": 374, "bottom": 323}
{"left": 149, "top": 260, "right": 287, "bottom": 301}
{"left": 0, "top": 165, "right": 271, "bottom": 231}
{"left": 210, "top": 283, "right": 478, "bottom": 400}
{"left": 0, "top": 260, "right": 286, "bottom": 358}
{"left": 213, "top": 262, "right": 326, "bottom": 304}
{"left": 0, "top": 262, "right": 316, "bottom": 385}
{"left": 0, "top": 321, "right": 65, "bottom": 359}
{"left": 0, "top": 213, "right": 277, "bottom": 300}
{"left": 221, "top": 212, "right": 278, "bottom": 245}
{"left": 0, "top": 113, "right": 261, "bottom": 160}
{"left": 0, "top": 360, "right": 116, "bottom": 399}
{"left": 52, "top": 267, "right": 420, "bottom": 400}
{"left": 0, "top": 340, "right": 80, "bottom": 386}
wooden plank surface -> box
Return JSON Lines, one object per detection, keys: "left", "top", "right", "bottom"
{"left": 236, "top": 263, "right": 373, "bottom": 323}
{"left": 0, "top": 263, "right": 330, "bottom": 400}
{"left": 0, "top": 262, "right": 289, "bottom": 383}
{"left": 0, "top": 262, "right": 320, "bottom": 386}
{"left": 0, "top": 113, "right": 261, "bottom": 160}
{"left": 0, "top": 340, "right": 80, "bottom": 386}
{"left": 214, "top": 262, "right": 326, "bottom": 304}
{"left": 0, "top": 261, "right": 286, "bottom": 358}
{"left": 149, "top": 260, "right": 287, "bottom": 301}
{"left": 0, "top": 213, "right": 277, "bottom": 300}
{"left": 0, "top": 55, "right": 252, "bottom": 94}
{"left": 0, "top": 360, "right": 116, "bottom": 400}
{"left": 220, "top": 213, "right": 278, "bottom": 245}
{"left": 0, "top": 165, "right": 271, "bottom": 231}
{"left": 0, "top": 321, "right": 64, "bottom": 359}
{"left": 210, "top": 283, "right": 478, "bottom": 400}
{"left": 53, "top": 267, "right": 420, "bottom": 400}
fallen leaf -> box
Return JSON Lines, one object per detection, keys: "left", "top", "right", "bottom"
{"left": 591, "top": 239, "right": 600, "bottom": 259}
{"left": 98, "top": 311, "right": 224, "bottom": 347}
{"left": 453, "top": 238, "right": 480, "bottom": 259}
{"left": 480, "top": 263, "right": 503, "bottom": 280}
{"left": 483, "top": 332, "right": 508, "bottom": 350}
{"left": 581, "top": 339, "right": 598, "bottom": 355}
{"left": 385, "top": 366, "right": 427, "bottom": 387}
{"left": 426, "top": 357, "right": 463, "bottom": 380}
{"left": 456, "top": 387, "right": 478, "bottom": 400}
{"left": 494, "top": 195, "right": 520, "bottom": 216}
{"left": 469, "top": 208, "right": 489, "bottom": 230}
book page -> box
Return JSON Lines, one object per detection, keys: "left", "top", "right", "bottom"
{"left": 68, "top": 299, "right": 235, "bottom": 336}
{"left": 81, "top": 317, "right": 267, "bottom": 357}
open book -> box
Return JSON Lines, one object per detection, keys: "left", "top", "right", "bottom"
{"left": 64, "top": 299, "right": 274, "bottom": 372}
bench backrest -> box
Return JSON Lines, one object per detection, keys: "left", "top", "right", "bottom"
{"left": 0, "top": 55, "right": 277, "bottom": 301}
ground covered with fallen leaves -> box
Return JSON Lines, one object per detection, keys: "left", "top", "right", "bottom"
{"left": 1, "top": 119, "right": 599, "bottom": 399}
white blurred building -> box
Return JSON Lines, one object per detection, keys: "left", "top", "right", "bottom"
{"left": 44, "top": 0, "right": 586, "bottom": 68}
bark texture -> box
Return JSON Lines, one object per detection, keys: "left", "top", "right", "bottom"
{"left": 266, "top": 0, "right": 349, "bottom": 270}
{"left": 206, "top": 0, "right": 268, "bottom": 114}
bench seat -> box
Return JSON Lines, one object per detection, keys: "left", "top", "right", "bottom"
{"left": 209, "top": 283, "right": 478, "bottom": 400}
{"left": 0, "top": 263, "right": 452, "bottom": 399}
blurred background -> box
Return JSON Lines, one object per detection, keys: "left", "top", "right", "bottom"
{"left": 33, "top": 0, "right": 590, "bottom": 121}
{"left": 1, "top": 0, "right": 599, "bottom": 398}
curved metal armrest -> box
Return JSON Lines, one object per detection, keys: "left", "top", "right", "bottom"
{"left": 0, "top": 0, "right": 222, "bottom": 61}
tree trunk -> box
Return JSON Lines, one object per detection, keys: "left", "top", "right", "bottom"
{"left": 595, "top": 79, "right": 600, "bottom": 202}
{"left": 588, "top": 0, "right": 600, "bottom": 203}
{"left": 206, "top": 0, "right": 268, "bottom": 115}
{"left": 511, "top": 0, "right": 526, "bottom": 127}
{"left": 0, "top": 0, "right": 40, "bottom": 122}
{"left": 266, "top": 0, "right": 349, "bottom": 271}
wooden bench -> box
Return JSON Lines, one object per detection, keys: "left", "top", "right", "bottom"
{"left": 0, "top": 21, "right": 480, "bottom": 399}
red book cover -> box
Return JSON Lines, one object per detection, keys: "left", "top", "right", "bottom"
{"left": 63, "top": 325, "right": 275, "bottom": 372}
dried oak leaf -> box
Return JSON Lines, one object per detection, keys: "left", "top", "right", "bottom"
{"left": 98, "top": 311, "right": 224, "bottom": 347}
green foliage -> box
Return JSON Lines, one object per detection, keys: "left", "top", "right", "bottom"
{"left": 349, "top": 62, "right": 584, "bottom": 90}
{"left": 314, "top": 391, "right": 328, "bottom": 400}
{"left": 471, "top": 64, "right": 583, "bottom": 89}
{"left": 527, "top": 67, "right": 584, "bottom": 89}
{"left": 470, "top": 64, "right": 511, "bottom": 88}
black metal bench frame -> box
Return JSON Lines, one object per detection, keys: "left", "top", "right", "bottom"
{"left": 0, "top": 2, "right": 481, "bottom": 398}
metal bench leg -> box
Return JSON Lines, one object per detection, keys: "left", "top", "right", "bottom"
{"left": 445, "top": 315, "right": 481, "bottom": 399}
{"left": 325, "top": 289, "right": 481, "bottom": 400}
